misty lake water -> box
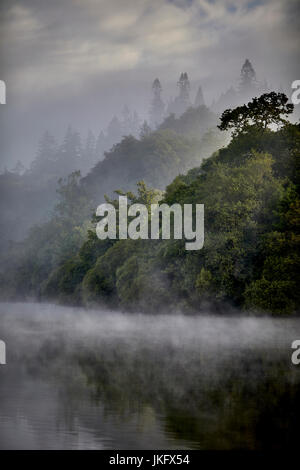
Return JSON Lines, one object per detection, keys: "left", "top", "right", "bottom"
{"left": 0, "top": 302, "right": 299, "bottom": 450}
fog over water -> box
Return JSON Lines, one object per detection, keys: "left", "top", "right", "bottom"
{"left": 0, "top": 302, "right": 299, "bottom": 449}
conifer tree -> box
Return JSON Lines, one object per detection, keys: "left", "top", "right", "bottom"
{"left": 194, "top": 85, "right": 205, "bottom": 107}
{"left": 30, "top": 131, "right": 58, "bottom": 180}
{"left": 106, "top": 116, "right": 122, "bottom": 147}
{"left": 239, "top": 59, "right": 257, "bottom": 96}
{"left": 84, "top": 130, "right": 96, "bottom": 171}
{"left": 139, "top": 120, "right": 152, "bottom": 139}
{"left": 167, "top": 73, "right": 191, "bottom": 116}
{"left": 95, "top": 131, "right": 105, "bottom": 160}
{"left": 57, "top": 126, "right": 82, "bottom": 176}
{"left": 149, "top": 78, "right": 165, "bottom": 127}
{"left": 131, "top": 111, "right": 141, "bottom": 137}
{"left": 178, "top": 72, "right": 190, "bottom": 107}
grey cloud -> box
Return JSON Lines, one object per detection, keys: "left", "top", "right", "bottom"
{"left": 0, "top": 0, "right": 299, "bottom": 167}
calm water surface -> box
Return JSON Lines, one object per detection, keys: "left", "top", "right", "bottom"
{"left": 0, "top": 302, "right": 299, "bottom": 449}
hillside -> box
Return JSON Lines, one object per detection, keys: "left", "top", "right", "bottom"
{"left": 1, "top": 95, "right": 298, "bottom": 315}
{"left": 46, "top": 121, "right": 298, "bottom": 315}
{"left": 83, "top": 105, "right": 224, "bottom": 204}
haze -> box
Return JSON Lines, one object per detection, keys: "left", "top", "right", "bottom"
{"left": 0, "top": 0, "right": 299, "bottom": 169}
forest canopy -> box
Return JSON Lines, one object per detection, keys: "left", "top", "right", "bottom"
{"left": 0, "top": 93, "right": 299, "bottom": 315}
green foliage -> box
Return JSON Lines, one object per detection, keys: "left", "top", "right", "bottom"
{"left": 1, "top": 95, "right": 299, "bottom": 315}
{"left": 218, "top": 92, "right": 294, "bottom": 136}
{"left": 244, "top": 185, "right": 300, "bottom": 314}
{"left": 82, "top": 239, "right": 142, "bottom": 306}
{"left": 83, "top": 107, "right": 226, "bottom": 205}
{"left": 159, "top": 105, "right": 218, "bottom": 138}
{"left": 77, "top": 121, "right": 298, "bottom": 314}
{"left": 0, "top": 171, "right": 92, "bottom": 300}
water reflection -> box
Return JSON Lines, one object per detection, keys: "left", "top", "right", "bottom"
{"left": 0, "top": 302, "right": 299, "bottom": 449}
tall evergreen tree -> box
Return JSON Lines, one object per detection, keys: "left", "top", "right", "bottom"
{"left": 239, "top": 59, "right": 257, "bottom": 97}
{"left": 178, "top": 72, "right": 190, "bottom": 106}
{"left": 120, "top": 106, "right": 141, "bottom": 137}
{"left": 167, "top": 72, "right": 191, "bottom": 117}
{"left": 95, "top": 130, "right": 105, "bottom": 161}
{"left": 149, "top": 78, "right": 165, "bottom": 127}
{"left": 131, "top": 110, "right": 141, "bottom": 137}
{"left": 106, "top": 116, "right": 122, "bottom": 148}
{"left": 57, "top": 126, "right": 82, "bottom": 176}
{"left": 83, "top": 130, "right": 96, "bottom": 172}
{"left": 194, "top": 85, "right": 205, "bottom": 107}
{"left": 30, "top": 131, "right": 58, "bottom": 181}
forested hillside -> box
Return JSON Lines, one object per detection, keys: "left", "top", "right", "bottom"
{"left": 83, "top": 105, "right": 223, "bottom": 203}
{"left": 0, "top": 93, "right": 299, "bottom": 315}
{"left": 0, "top": 104, "right": 222, "bottom": 244}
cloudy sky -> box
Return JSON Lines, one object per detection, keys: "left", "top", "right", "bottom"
{"left": 0, "top": 0, "right": 299, "bottom": 168}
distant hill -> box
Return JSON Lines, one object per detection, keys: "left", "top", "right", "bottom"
{"left": 83, "top": 105, "right": 224, "bottom": 205}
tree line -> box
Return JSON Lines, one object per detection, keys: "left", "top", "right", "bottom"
{"left": 0, "top": 91, "right": 298, "bottom": 315}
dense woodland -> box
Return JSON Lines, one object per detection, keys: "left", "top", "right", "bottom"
{"left": 0, "top": 61, "right": 299, "bottom": 315}
{"left": 0, "top": 60, "right": 274, "bottom": 243}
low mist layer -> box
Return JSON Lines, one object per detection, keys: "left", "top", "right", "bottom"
{"left": 0, "top": 302, "right": 299, "bottom": 449}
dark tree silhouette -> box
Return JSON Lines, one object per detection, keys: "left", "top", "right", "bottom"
{"left": 150, "top": 78, "right": 165, "bottom": 127}
{"left": 239, "top": 59, "right": 257, "bottom": 95}
{"left": 218, "top": 92, "right": 294, "bottom": 135}
{"left": 194, "top": 85, "right": 205, "bottom": 107}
